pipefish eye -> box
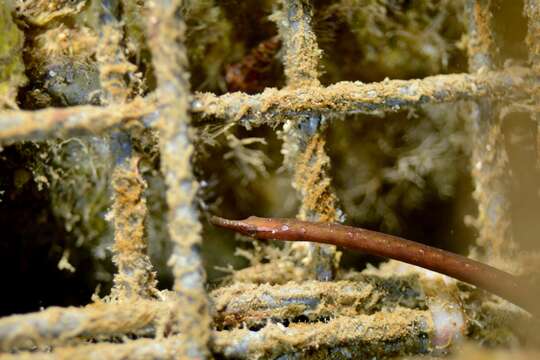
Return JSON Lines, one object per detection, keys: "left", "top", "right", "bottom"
{"left": 242, "top": 226, "right": 259, "bottom": 237}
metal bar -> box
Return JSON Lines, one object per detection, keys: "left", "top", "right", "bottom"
{"left": 466, "top": 0, "right": 515, "bottom": 260}
{"left": 0, "top": 300, "right": 165, "bottom": 351}
{"left": 0, "top": 2, "right": 535, "bottom": 358}
{"left": 108, "top": 155, "right": 158, "bottom": 299}
{"left": 0, "top": 337, "right": 188, "bottom": 360}
{"left": 146, "top": 0, "right": 210, "bottom": 357}
{"left": 192, "top": 67, "right": 535, "bottom": 124}
{"left": 0, "top": 98, "right": 155, "bottom": 143}
{"left": 525, "top": 0, "right": 540, "bottom": 72}
{"left": 0, "top": 309, "right": 432, "bottom": 359}
{"left": 229, "top": 255, "right": 306, "bottom": 285}
{"left": 274, "top": 0, "right": 340, "bottom": 280}
{"left": 274, "top": 0, "right": 321, "bottom": 88}
{"left": 0, "top": 277, "right": 418, "bottom": 351}
{"left": 525, "top": 0, "right": 540, "bottom": 169}
{"left": 96, "top": 4, "right": 137, "bottom": 106}
{"left": 97, "top": 2, "right": 157, "bottom": 300}
{"left": 0, "top": 68, "right": 534, "bottom": 143}
{"left": 5, "top": 324, "right": 540, "bottom": 360}
{"left": 211, "top": 278, "right": 424, "bottom": 329}
{"left": 466, "top": 0, "right": 497, "bottom": 71}
{"left": 211, "top": 308, "right": 432, "bottom": 359}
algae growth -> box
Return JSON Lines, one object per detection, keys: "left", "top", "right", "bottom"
{"left": 0, "top": 0, "right": 539, "bottom": 359}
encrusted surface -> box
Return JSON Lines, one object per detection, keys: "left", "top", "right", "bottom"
{"left": 14, "top": 0, "right": 87, "bottom": 26}
{"left": 193, "top": 67, "right": 535, "bottom": 124}
{"left": 0, "top": 299, "right": 166, "bottom": 351}
{"left": 0, "top": 0, "right": 538, "bottom": 359}
{"left": 466, "top": 0, "right": 516, "bottom": 265}
{"left": 146, "top": 0, "right": 211, "bottom": 356}
{"left": 109, "top": 157, "right": 157, "bottom": 299}
{"left": 211, "top": 278, "right": 425, "bottom": 329}
{"left": 275, "top": 0, "right": 340, "bottom": 281}
{"left": 212, "top": 308, "right": 432, "bottom": 359}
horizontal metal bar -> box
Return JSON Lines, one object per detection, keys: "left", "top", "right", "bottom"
{"left": 0, "top": 97, "right": 156, "bottom": 143}
{"left": 0, "top": 68, "right": 534, "bottom": 143}
{"left": 212, "top": 308, "right": 432, "bottom": 359}
{"left": 0, "top": 299, "right": 165, "bottom": 351}
{"left": 211, "top": 278, "right": 424, "bottom": 329}
{"left": 193, "top": 67, "right": 535, "bottom": 124}
{"left": 0, "top": 336, "right": 187, "bottom": 360}
{"left": 0, "top": 309, "right": 431, "bottom": 359}
{"left": 0, "top": 277, "right": 423, "bottom": 351}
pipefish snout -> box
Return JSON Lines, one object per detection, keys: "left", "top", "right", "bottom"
{"left": 210, "top": 215, "right": 536, "bottom": 316}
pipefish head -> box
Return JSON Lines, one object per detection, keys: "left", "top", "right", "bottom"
{"left": 209, "top": 216, "right": 259, "bottom": 237}
{"left": 209, "top": 215, "right": 286, "bottom": 239}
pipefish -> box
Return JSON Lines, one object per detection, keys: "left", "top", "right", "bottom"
{"left": 210, "top": 215, "right": 536, "bottom": 315}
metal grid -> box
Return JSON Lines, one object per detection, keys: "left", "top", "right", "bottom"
{"left": 0, "top": 0, "right": 538, "bottom": 358}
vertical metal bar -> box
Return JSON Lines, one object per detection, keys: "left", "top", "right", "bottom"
{"left": 466, "top": 0, "right": 515, "bottom": 261}
{"left": 275, "top": 0, "right": 321, "bottom": 88}
{"left": 96, "top": 4, "right": 157, "bottom": 300}
{"left": 147, "top": 0, "right": 210, "bottom": 357}
{"left": 466, "top": 0, "right": 496, "bottom": 72}
{"left": 525, "top": 0, "right": 540, "bottom": 72}
{"left": 524, "top": 0, "right": 540, "bottom": 170}
{"left": 96, "top": 7, "right": 136, "bottom": 106}
{"left": 108, "top": 147, "right": 158, "bottom": 299}
{"left": 275, "top": 0, "right": 342, "bottom": 281}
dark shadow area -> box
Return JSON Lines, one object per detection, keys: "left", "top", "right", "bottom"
{"left": 0, "top": 145, "right": 99, "bottom": 316}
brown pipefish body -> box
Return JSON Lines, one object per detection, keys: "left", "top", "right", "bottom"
{"left": 225, "top": 36, "right": 281, "bottom": 94}
{"left": 210, "top": 215, "right": 535, "bottom": 315}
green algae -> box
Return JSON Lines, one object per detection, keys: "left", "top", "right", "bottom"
{"left": 0, "top": 1, "right": 26, "bottom": 109}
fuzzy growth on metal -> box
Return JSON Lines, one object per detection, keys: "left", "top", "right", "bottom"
{"left": 0, "top": 0, "right": 539, "bottom": 359}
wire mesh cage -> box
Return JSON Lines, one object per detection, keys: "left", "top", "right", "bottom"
{"left": 0, "top": 0, "right": 539, "bottom": 358}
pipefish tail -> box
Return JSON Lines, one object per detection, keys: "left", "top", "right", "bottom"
{"left": 210, "top": 215, "right": 536, "bottom": 316}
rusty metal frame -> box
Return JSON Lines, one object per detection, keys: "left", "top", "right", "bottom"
{"left": 0, "top": 0, "right": 538, "bottom": 358}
